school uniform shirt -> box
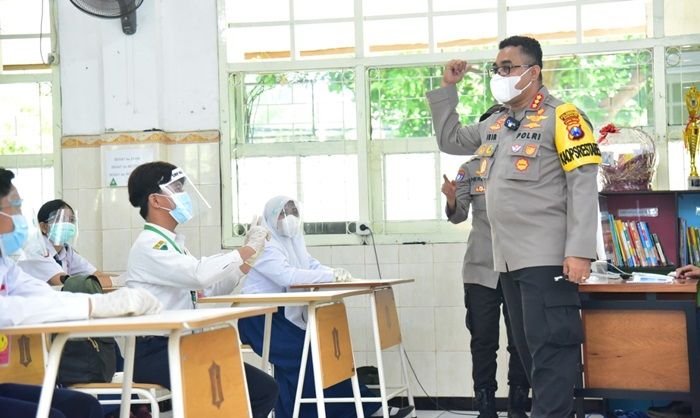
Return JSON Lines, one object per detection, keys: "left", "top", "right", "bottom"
{"left": 0, "top": 256, "right": 89, "bottom": 327}
{"left": 446, "top": 159, "right": 500, "bottom": 289}
{"left": 125, "top": 223, "right": 245, "bottom": 310}
{"left": 18, "top": 235, "right": 96, "bottom": 282}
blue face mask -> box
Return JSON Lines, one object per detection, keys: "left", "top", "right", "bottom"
{"left": 168, "top": 192, "right": 194, "bottom": 224}
{"left": 48, "top": 222, "right": 77, "bottom": 245}
{"left": 1, "top": 214, "right": 29, "bottom": 256}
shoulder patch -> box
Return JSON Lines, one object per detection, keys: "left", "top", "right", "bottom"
{"left": 555, "top": 103, "right": 601, "bottom": 172}
{"left": 153, "top": 240, "right": 169, "bottom": 251}
{"left": 455, "top": 168, "right": 466, "bottom": 182}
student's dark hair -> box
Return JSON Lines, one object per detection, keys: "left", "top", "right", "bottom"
{"left": 0, "top": 168, "right": 15, "bottom": 199}
{"left": 37, "top": 199, "right": 75, "bottom": 224}
{"left": 499, "top": 35, "right": 543, "bottom": 72}
{"left": 128, "top": 161, "right": 177, "bottom": 220}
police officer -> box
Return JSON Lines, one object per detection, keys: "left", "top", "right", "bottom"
{"left": 442, "top": 155, "right": 529, "bottom": 418}
{"left": 427, "top": 36, "right": 601, "bottom": 417}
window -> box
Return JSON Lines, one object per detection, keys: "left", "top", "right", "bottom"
{"left": 220, "top": 0, "right": 695, "bottom": 245}
{"left": 0, "top": 0, "right": 58, "bottom": 219}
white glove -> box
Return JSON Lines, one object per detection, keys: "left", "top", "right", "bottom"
{"left": 89, "top": 287, "right": 163, "bottom": 318}
{"left": 244, "top": 216, "right": 270, "bottom": 254}
{"left": 333, "top": 267, "right": 353, "bottom": 282}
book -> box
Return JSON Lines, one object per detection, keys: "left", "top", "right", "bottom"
{"left": 651, "top": 233, "right": 667, "bottom": 266}
{"left": 608, "top": 214, "right": 623, "bottom": 266}
{"left": 628, "top": 221, "right": 648, "bottom": 267}
{"left": 637, "top": 221, "right": 658, "bottom": 266}
{"left": 680, "top": 218, "right": 688, "bottom": 266}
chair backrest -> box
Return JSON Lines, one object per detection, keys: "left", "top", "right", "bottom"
{"left": 0, "top": 333, "right": 45, "bottom": 385}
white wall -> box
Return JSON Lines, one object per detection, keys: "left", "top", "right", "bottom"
{"left": 58, "top": 0, "right": 220, "bottom": 135}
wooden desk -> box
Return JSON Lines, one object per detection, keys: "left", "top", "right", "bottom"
{"left": 200, "top": 290, "right": 372, "bottom": 418}
{"left": 576, "top": 279, "right": 699, "bottom": 418}
{"left": 0, "top": 307, "right": 276, "bottom": 418}
{"left": 290, "top": 279, "right": 416, "bottom": 418}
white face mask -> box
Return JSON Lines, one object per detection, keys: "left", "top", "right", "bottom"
{"left": 489, "top": 68, "right": 533, "bottom": 104}
{"left": 278, "top": 215, "right": 301, "bottom": 237}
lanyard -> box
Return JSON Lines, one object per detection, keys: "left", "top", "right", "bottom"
{"left": 143, "top": 224, "right": 183, "bottom": 254}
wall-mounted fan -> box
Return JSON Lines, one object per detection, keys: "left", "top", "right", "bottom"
{"left": 69, "top": 0, "right": 145, "bottom": 35}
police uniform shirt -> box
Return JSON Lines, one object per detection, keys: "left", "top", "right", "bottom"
{"left": 0, "top": 256, "right": 89, "bottom": 327}
{"left": 428, "top": 84, "right": 601, "bottom": 272}
{"left": 446, "top": 159, "right": 499, "bottom": 289}
{"left": 18, "top": 234, "right": 96, "bottom": 282}
{"left": 126, "top": 223, "right": 246, "bottom": 310}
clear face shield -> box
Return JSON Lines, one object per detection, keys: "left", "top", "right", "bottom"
{"left": 157, "top": 168, "right": 211, "bottom": 224}
{"left": 44, "top": 208, "right": 79, "bottom": 247}
{"left": 276, "top": 199, "right": 303, "bottom": 238}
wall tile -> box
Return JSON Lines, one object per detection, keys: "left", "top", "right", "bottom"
{"left": 77, "top": 147, "right": 102, "bottom": 189}
{"left": 395, "top": 264, "right": 434, "bottom": 307}
{"left": 307, "top": 246, "right": 332, "bottom": 265}
{"left": 200, "top": 225, "right": 223, "bottom": 256}
{"left": 365, "top": 263, "right": 399, "bottom": 281}
{"left": 130, "top": 206, "right": 145, "bottom": 229}
{"left": 433, "top": 263, "right": 465, "bottom": 308}
{"left": 78, "top": 188, "right": 102, "bottom": 230}
{"left": 198, "top": 184, "right": 221, "bottom": 227}
{"left": 398, "top": 243, "right": 433, "bottom": 264}
{"left": 167, "top": 143, "right": 199, "bottom": 180}
{"left": 403, "top": 351, "right": 437, "bottom": 395}
{"left": 333, "top": 263, "right": 364, "bottom": 280}
{"left": 198, "top": 142, "right": 220, "bottom": 185}
{"left": 346, "top": 306, "right": 372, "bottom": 352}
{"left": 398, "top": 307, "right": 435, "bottom": 352}
{"left": 435, "top": 307, "right": 469, "bottom": 352}
{"left": 436, "top": 351, "right": 471, "bottom": 397}
{"left": 331, "top": 245, "right": 365, "bottom": 265}
{"left": 178, "top": 226, "right": 201, "bottom": 258}
{"left": 343, "top": 292, "right": 370, "bottom": 308}
{"left": 101, "top": 187, "right": 131, "bottom": 230}
{"left": 62, "top": 149, "right": 81, "bottom": 190}
{"left": 433, "top": 243, "right": 468, "bottom": 264}
{"left": 102, "top": 229, "right": 132, "bottom": 271}
{"left": 76, "top": 229, "right": 102, "bottom": 271}
{"left": 61, "top": 189, "right": 79, "bottom": 208}
{"left": 364, "top": 244, "right": 398, "bottom": 265}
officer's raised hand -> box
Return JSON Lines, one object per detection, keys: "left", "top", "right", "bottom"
{"left": 563, "top": 256, "right": 591, "bottom": 283}
{"left": 441, "top": 60, "right": 468, "bottom": 87}
{"left": 441, "top": 174, "right": 457, "bottom": 212}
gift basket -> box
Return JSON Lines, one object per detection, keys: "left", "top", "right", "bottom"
{"left": 597, "top": 124, "right": 657, "bottom": 192}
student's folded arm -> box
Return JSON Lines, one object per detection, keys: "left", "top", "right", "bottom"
{"left": 253, "top": 247, "right": 334, "bottom": 288}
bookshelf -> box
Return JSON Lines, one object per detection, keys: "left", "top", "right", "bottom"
{"left": 599, "top": 190, "right": 700, "bottom": 272}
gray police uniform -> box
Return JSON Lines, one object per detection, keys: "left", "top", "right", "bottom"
{"left": 447, "top": 159, "right": 529, "bottom": 399}
{"left": 429, "top": 84, "right": 601, "bottom": 418}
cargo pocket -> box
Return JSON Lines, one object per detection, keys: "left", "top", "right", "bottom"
{"left": 543, "top": 282, "right": 584, "bottom": 347}
{"left": 504, "top": 143, "right": 541, "bottom": 181}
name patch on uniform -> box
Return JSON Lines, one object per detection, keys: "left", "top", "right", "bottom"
{"left": 515, "top": 132, "right": 541, "bottom": 141}
{"left": 555, "top": 103, "right": 602, "bottom": 171}
{"left": 486, "top": 133, "right": 498, "bottom": 141}
{"left": 153, "top": 240, "right": 169, "bottom": 251}
{"left": 455, "top": 169, "right": 465, "bottom": 182}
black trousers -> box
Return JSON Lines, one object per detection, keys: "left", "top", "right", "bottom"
{"left": 463, "top": 281, "right": 529, "bottom": 392}
{"left": 500, "top": 266, "right": 584, "bottom": 418}
{"left": 133, "top": 336, "right": 279, "bottom": 418}
{"left": 0, "top": 383, "right": 103, "bottom": 418}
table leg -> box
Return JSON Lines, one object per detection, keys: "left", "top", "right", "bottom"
{"left": 119, "top": 336, "right": 136, "bottom": 418}
{"left": 308, "top": 304, "right": 326, "bottom": 418}
{"left": 36, "top": 333, "right": 68, "bottom": 418}
{"left": 369, "top": 291, "right": 390, "bottom": 417}
{"left": 293, "top": 314, "right": 312, "bottom": 418}
{"left": 167, "top": 330, "right": 185, "bottom": 418}
{"left": 262, "top": 312, "right": 273, "bottom": 375}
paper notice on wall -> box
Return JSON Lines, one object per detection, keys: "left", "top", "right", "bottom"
{"left": 103, "top": 147, "right": 155, "bottom": 187}
{"left": 0, "top": 334, "right": 10, "bottom": 366}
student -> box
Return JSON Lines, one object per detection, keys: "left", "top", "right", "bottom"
{"left": 19, "top": 199, "right": 112, "bottom": 287}
{"left": 237, "top": 196, "right": 414, "bottom": 418}
{"left": 124, "top": 161, "right": 278, "bottom": 418}
{"left": 0, "top": 167, "right": 162, "bottom": 418}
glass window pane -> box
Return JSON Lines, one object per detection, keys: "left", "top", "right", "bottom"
{"left": 385, "top": 153, "right": 436, "bottom": 221}
{"left": 0, "top": 82, "right": 53, "bottom": 155}
{"left": 440, "top": 154, "right": 475, "bottom": 219}
{"left": 582, "top": 1, "right": 649, "bottom": 43}
{"left": 664, "top": 0, "right": 699, "bottom": 37}
{"left": 238, "top": 70, "right": 356, "bottom": 144}
{"left": 434, "top": 13, "right": 498, "bottom": 52}
{"left": 363, "top": 0, "right": 427, "bottom": 17}
{"left": 545, "top": 51, "right": 653, "bottom": 129}
{"left": 433, "top": 0, "right": 496, "bottom": 12}
{"left": 225, "top": 0, "right": 289, "bottom": 23}
{"left": 294, "top": 0, "right": 354, "bottom": 20}
{"left": 365, "top": 18, "right": 428, "bottom": 56}
{"left": 1, "top": 38, "right": 52, "bottom": 66}
{"left": 296, "top": 22, "right": 355, "bottom": 59}
{"left": 300, "top": 155, "right": 358, "bottom": 222}
{"left": 0, "top": 0, "right": 50, "bottom": 35}
{"left": 666, "top": 46, "right": 700, "bottom": 126}
{"left": 234, "top": 157, "right": 297, "bottom": 222}
{"left": 507, "top": 0, "right": 560, "bottom": 5}
{"left": 226, "top": 26, "right": 290, "bottom": 62}
{"left": 9, "top": 166, "right": 54, "bottom": 221}
{"left": 507, "top": 6, "right": 576, "bottom": 45}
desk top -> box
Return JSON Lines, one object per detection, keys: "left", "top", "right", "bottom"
{"left": 579, "top": 279, "right": 698, "bottom": 293}
{"left": 199, "top": 289, "right": 372, "bottom": 306}
{"left": 0, "top": 307, "right": 276, "bottom": 335}
{"left": 290, "top": 278, "right": 414, "bottom": 290}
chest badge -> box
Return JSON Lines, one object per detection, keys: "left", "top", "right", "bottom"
{"left": 153, "top": 240, "right": 169, "bottom": 251}
{"left": 511, "top": 144, "right": 523, "bottom": 153}
{"left": 490, "top": 115, "right": 507, "bottom": 131}
{"left": 515, "top": 158, "right": 529, "bottom": 172}
{"left": 524, "top": 144, "right": 538, "bottom": 156}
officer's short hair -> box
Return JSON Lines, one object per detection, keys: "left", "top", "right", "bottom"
{"left": 128, "top": 161, "right": 177, "bottom": 220}
{"left": 499, "top": 35, "right": 543, "bottom": 70}
{"left": 0, "top": 168, "right": 15, "bottom": 200}
{"left": 37, "top": 199, "right": 74, "bottom": 224}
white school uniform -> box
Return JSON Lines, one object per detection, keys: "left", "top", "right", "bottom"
{"left": 125, "top": 223, "right": 245, "bottom": 310}
{"left": 18, "top": 235, "right": 96, "bottom": 282}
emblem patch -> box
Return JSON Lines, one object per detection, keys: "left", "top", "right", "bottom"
{"left": 515, "top": 158, "right": 529, "bottom": 172}
{"left": 490, "top": 115, "right": 507, "bottom": 131}
{"left": 529, "top": 92, "right": 544, "bottom": 110}
{"left": 153, "top": 240, "right": 169, "bottom": 251}
{"left": 476, "top": 159, "right": 489, "bottom": 176}
{"left": 526, "top": 108, "right": 548, "bottom": 123}
{"left": 511, "top": 144, "right": 523, "bottom": 153}
{"left": 559, "top": 109, "right": 585, "bottom": 140}
{"left": 455, "top": 169, "right": 465, "bottom": 182}
{"left": 524, "top": 144, "right": 538, "bottom": 156}
{"left": 523, "top": 122, "right": 541, "bottom": 129}
{"left": 474, "top": 185, "right": 485, "bottom": 193}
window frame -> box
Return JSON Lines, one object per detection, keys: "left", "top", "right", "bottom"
{"left": 218, "top": 0, "right": 700, "bottom": 247}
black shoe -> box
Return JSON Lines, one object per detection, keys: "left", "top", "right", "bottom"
{"left": 507, "top": 386, "right": 530, "bottom": 418}
{"left": 386, "top": 405, "right": 414, "bottom": 418}
{"left": 474, "top": 388, "right": 498, "bottom": 418}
